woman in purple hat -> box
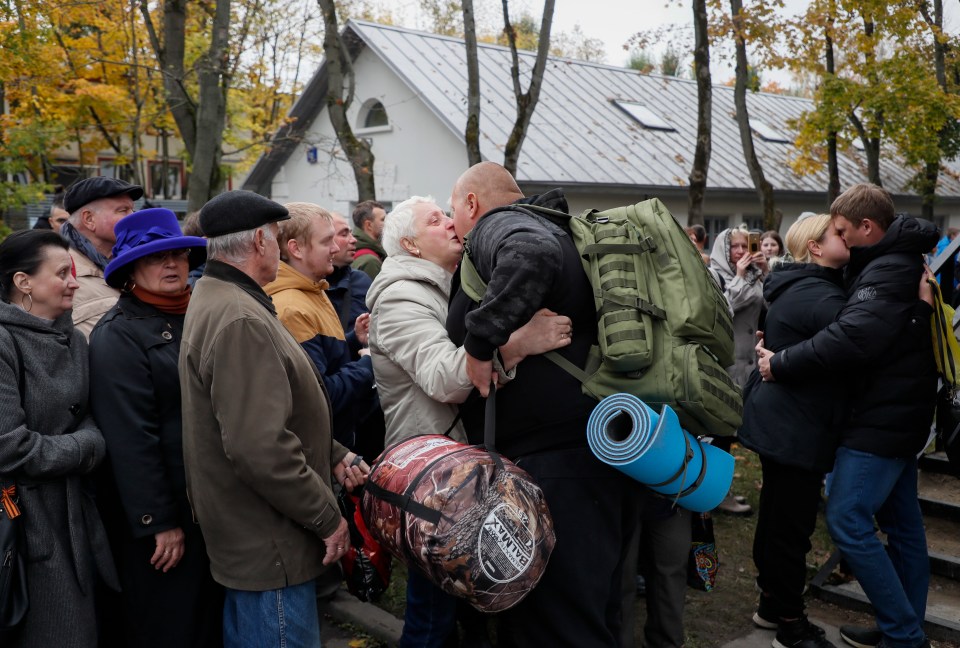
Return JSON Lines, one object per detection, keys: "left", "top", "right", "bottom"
{"left": 87, "top": 208, "right": 222, "bottom": 647}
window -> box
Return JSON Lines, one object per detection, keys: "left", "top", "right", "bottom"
{"left": 704, "top": 216, "right": 729, "bottom": 251}
{"left": 99, "top": 158, "right": 134, "bottom": 182}
{"left": 749, "top": 118, "right": 791, "bottom": 143}
{"left": 357, "top": 100, "right": 390, "bottom": 132}
{"left": 148, "top": 160, "right": 185, "bottom": 199}
{"left": 743, "top": 217, "right": 764, "bottom": 232}
{"left": 364, "top": 101, "right": 389, "bottom": 128}
{"left": 612, "top": 100, "right": 675, "bottom": 131}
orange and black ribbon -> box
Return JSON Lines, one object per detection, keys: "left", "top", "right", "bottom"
{"left": 2, "top": 485, "right": 21, "bottom": 519}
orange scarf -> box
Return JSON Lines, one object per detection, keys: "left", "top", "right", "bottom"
{"left": 132, "top": 284, "right": 191, "bottom": 314}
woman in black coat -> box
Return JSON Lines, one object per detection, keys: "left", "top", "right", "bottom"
{"left": 88, "top": 209, "right": 222, "bottom": 647}
{"left": 738, "top": 213, "right": 849, "bottom": 648}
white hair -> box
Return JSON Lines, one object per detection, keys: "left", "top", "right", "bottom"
{"left": 382, "top": 195, "right": 435, "bottom": 258}
{"left": 207, "top": 225, "right": 275, "bottom": 265}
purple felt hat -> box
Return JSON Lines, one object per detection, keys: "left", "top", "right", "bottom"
{"left": 104, "top": 208, "right": 207, "bottom": 288}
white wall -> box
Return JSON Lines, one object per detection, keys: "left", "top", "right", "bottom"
{"left": 272, "top": 48, "right": 470, "bottom": 214}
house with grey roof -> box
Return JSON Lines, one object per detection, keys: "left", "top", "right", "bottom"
{"left": 243, "top": 20, "right": 960, "bottom": 240}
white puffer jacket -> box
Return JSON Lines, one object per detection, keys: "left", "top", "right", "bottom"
{"left": 367, "top": 256, "right": 479, "bottom": 446}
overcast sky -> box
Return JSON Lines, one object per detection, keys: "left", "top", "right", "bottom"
{"left": 550, "top": 0, "right": 960, "bottom": 84}
{"left": 386, "top": 1, "right": 960, "bottom": 87}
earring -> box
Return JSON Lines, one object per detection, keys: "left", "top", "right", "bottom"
{"left": 20, "top": 293, "right": 32, "bottom": 313}
{"left": 413, "top": 249, "right": 421, "bottom": 258}
{"left": 123, "top": 277, "right": 137, "bottom": 293}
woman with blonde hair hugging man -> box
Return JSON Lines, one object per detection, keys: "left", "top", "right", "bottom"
{"left": 739, "top": 214, "right": 850, "bottom": 648}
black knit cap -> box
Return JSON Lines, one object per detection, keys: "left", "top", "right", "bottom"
{"left": 199, "top": 190, "right": 290, "bottom": 237}
{"left": 64, "top": 177, "right": 144, "bottom": 213}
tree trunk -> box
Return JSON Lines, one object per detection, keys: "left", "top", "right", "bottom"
{"left": 854, "top": 13, "right": 882, "bottom": 187}
{"left": 317, "top": 0, "right": 376, "bottom": 201}
{"left": 687, "top": 0, "right": 711, "bottom": 227}
{"left": 918, "top": 0, "right": 948, "bottom": 220}
{"left": 462, "top": 0, "right": 482, "bottom": 166}
{"left": 729, "top": 0, "right": 777, "bottom": 231}
{"left": 188, "top": 0, "right": 230, "bottom": 211}
{"left": 141, "top": 0, "right": 229, "bottom": 211}
{"left": 849, "top": 110, "right": 882, "bottom": 187}
{"left": 501, "top": 0, "right": 555, "bottom": 177}
{"left": 141, "top": 0, "right": 197, "bottom": 157}
{"left": 824, "top": 6, "right": 840, "bottom": 206}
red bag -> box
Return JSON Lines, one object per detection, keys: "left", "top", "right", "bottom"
{"left": 362, "top": 434, "right": 555, "bottom": 613}
{"left": 338, "top": 487, "right": 391, "bottom": 602}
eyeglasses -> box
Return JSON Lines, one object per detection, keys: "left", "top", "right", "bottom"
{"left": 142, "top": 249, "right": 191, "bottom": 265}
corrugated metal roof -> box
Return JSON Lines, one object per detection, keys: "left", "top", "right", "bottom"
{"left": 350, "top": 20, "right": 960, "bottom": 197}
{"left": 242, "top": 19, "right": 960, "bottom": 199}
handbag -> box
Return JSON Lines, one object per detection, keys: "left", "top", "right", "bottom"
{"left": 1, "top": 334, "right": 29, "bottom": 636}
{"left": 0, "top": 482, "right": 27, "bottom": 633}
{"left": 337, "top": 486, "right": 391, "bottom": 603}
{"left": 362, "top": 388, "right": 556, "bottom": 613}
{"left": 929, "top": 279, "right": 960, "bottom": 464}
{"left": 687, "top": 511, "right": 718, "bottom": 592}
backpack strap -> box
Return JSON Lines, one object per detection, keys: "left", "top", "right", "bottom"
{"left": 458, "top": 204, "right": 659, "bottom": 386}
{"left": 354, "top": 248, "right": 381, "bottom": 261}
{"left": 458, "top": 206, "right": 594, "bottom": 386}
{"left": 362, "top": 481, "right": 443, "bottom": 525}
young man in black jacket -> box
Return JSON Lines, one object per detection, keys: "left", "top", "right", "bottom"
{"left": 759, "top": 183, "right": 938, "bottom": 648}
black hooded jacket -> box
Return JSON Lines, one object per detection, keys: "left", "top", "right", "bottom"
{"left": 768, "top": 216, "right": 939, "bottom": 458}
{"left": 739, "top": 263, "right": 847, "bottom": 472}
{"left": 446, "top": 189, "right": 598, "bottom": 458}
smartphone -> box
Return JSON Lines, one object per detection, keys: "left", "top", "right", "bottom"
{"left": 748, "top": 232, "right": 761, "bottom": 254}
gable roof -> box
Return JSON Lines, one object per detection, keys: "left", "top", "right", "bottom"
{"left": 244, "top": 20, "right": 960, "bottom": 199}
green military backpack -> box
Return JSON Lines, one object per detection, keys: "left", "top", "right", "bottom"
{"left": 460, "top": 198, "right": 743, "bottom": 438}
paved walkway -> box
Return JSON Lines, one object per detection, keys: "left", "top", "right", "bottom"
{"left": 720, "top": 618, "right": 843, "bottom": 648}
{"left": 321, "top": 588, "right": 404, "bottom": 647}
{"left": 322, "top": 588, "right": 848, "bottom": 648}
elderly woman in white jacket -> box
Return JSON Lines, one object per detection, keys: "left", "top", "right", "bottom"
{"left": 366, "top": 195, "right": 570, "bottom": 648}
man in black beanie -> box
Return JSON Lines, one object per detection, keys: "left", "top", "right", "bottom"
{"left": 179, "top": 190, "right": 368, "bottom": 648}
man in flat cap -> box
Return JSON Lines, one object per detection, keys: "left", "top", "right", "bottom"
{"left": 62, "top": 176, "right": 143, "bottom": 337}
{"left": 178, "top": 190, "right": 368, "bottom": 648}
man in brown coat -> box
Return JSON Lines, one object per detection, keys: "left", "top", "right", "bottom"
{"left": 179, "top": 190, "right": 367, "bottom": 648}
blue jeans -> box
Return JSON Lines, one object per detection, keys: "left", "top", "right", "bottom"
{"left": 826, "top": 447, "right": 929, "bottom": 648}
{"left": 223, "top": 579, "right": 321, "bottom": 648}
{"left": 399, "top": 569, "right": 457, "bottom": 648}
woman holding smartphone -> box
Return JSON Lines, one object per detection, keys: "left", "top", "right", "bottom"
{"left": 708, "top": 227, "right": 769, "bottom": 515}
{"left": 710, "top": 227, "right": 769, "bottom": 388}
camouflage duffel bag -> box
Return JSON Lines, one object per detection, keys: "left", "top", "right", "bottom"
{"left": 361, "top": 434, "right": 556, "bottom": 612}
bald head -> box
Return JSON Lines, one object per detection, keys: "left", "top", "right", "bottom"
{"left": 453, "top": 162, "right": 523, "bottom": 207}
{"left": 449, "top": 162, "right": 524, "bottom": 240}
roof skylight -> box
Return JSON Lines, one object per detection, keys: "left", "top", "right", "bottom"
{"left": 749, "top": 119, "right": 791, "bottom": 143}
{"left": 613, "top": 100, "right": 676, "bottom": 132}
